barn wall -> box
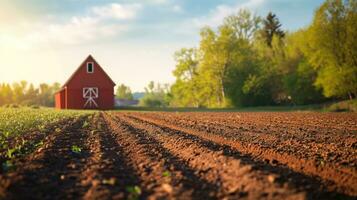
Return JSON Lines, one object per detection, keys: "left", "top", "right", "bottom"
{"left": 66, "top": 89, "right": 84, "bottom": 109}
{"left": 97, "top": 88, "right": 115, "bottom": 110}
{"left": 55, "top": 89, "right": 66, "bottom": 109}
{"left": 55, "top": 93, "right": 61, "bottom": 109}
{"left": 66, "top": 87, "right": 114, "bottom": 110}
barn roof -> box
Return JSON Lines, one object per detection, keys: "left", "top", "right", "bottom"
{"left": 61, "top": 55, "right": 116, "bottom": 89}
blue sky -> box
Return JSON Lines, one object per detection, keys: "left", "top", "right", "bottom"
{"left": 0, "top": 0, "right": 325, "bottom": 91}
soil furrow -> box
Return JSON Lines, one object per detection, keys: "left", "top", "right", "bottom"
{"left": 136, "top": 113, "right": 356, "bottom": 169}
{"left": 104, "top": 113, "right": 219, "bottom": 199}
{"left": 0, "top": 116, "right": 91, "bottom": 200}
{"left": 79, "top": 113, "right": 141, "bottom": 200}
{"left": 124, "top": 113, "right": 356, "bottom": 198}
{"left": 116, "top": 113, "right": 312, "bottom": 200}
{"left": 1, "top": 111, "right": 355, "bottom": 199}
{"left": 153, "top": 112, "right": 357, "bottom": 132}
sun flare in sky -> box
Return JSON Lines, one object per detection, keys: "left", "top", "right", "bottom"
{"left": 0, "top": 0, "right": 324, "bottom": 92}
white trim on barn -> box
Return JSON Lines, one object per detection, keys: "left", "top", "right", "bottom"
{"left": 83, "top": 87, "right": 98, "bottom": 108}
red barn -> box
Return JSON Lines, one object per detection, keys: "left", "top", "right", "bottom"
{"left": 55, "top": 55, "right": 116, "bottom": 110}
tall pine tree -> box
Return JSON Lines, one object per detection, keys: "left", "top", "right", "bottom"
{"left": 262, "top": 12, "right": 285, "bottom": 47}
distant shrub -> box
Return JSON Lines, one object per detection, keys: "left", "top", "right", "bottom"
{"left": 30, "top": 105, "right": 40, "bottom": 109}
{"left": 327, "top": 100, "right": 357, "bottom": 112}
{"left": 139, "top": 95, "right": 164, "bottom": 107}
{"left": 3, "top": 104, "right": 20, "bottom": 108}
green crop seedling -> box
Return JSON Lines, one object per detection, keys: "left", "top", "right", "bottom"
{"left": 6, "top": 148, "right": 16, "bottom": 159}
{"left": 71, "top": 145, "right": 82, "bottom": 154}
{"left": 82, "top": 121, "right": 89, "bottom": 128}
{"left": 163, "top": 170, "right": 171, "bottom": 177}
{"left": 126, "top": 185, "right": 142, "bottom": 200}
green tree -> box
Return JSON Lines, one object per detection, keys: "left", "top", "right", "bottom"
{"left": 0, "top": 82, "right": 61, "bottom": 107}
{"left": 171, "top": 48, "right": 201, "bottom": 107}
{"left": 0, "top": 84, "right": 14, "bottom": 106}
{"left": 262, "top": 12, "right": 285, "bottom": 47}
{"left": 37, "top": 83, "right": 59, "bottom": 107}
{"left": 169, "top": 1, "right": 353, "bottom": 108}
{"left": 12, "top": 81, "right": 28, "bottom": 104}
{"left": 140, "top": 81, "right": 170, "bottom": 107}
{"left": 306, "top": 0, "right": 357, "bottom": 99}
{"left": 116, "top": 84, "right": 133, "bottom": 100}
{"left": 223, "top": 9, "right": 261, "bottom": 41}
{"left": 171, "top": 9, "right": 267, "bottom": 107}
{"left": 282, "top": 30, "right": 326, "bottom": 105}
{"left": 198, "top": 10, "right": 262, "bottom": 107}
{"left": 22, "top": 83, "right": 39, "bottom": 105}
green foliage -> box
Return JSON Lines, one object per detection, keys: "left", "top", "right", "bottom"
{"left": 170, "top": 0, "right": 356, "bottom": 108}
{"left": 283, "top": 59, "right": 325, "bottom": 104}
{"left": 82, "top": 121, "right": 89, "bottom": 128}
{"left": 0, "top": 108, "right": 91, "bottom": 162}
{"left": 171, "top": 9, "right": 281, "bottom": 107}
{"left": 6, "top": 148, "right": 16, "bottom": 159}
{"left": 261, "top": 12, "right": 285, "bottom": 47}
{"left": 170, "top": 48, "right": 203, "bottom": 107}
{"left": 170, "top": 48, "right": 201, "bottom": 107}
{"left": 223, "top": 9, "right": 261, "bottom": 41}
{"left": 116, "top": 84, "right": 134, "bottom": 100}
{"left": 0, "top": 108, "right": 86, "bottom": 137}
{"left": 306, "top": 0, "right": 357, "bottom": 99}
{"left": 171, "top": 10, "right": 266, "bottom": 108}
{"left": 163, "top": 170, "right": 171, "bottom": 177}
{"left": 280, "top": 30, "right": 326, "bottom": 105}
{"left": 71, "top": 145, "right": 82, "bottom": 154}
{"left": 126, "top": 185, "right": 141, "bottom": 200}
{"left": 0, "top": 81, "right": 60, "bottom": 107}
{"left": 139, "top": 81, "right": 171, "bottom": 107}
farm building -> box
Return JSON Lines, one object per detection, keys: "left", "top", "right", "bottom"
{"left": 55, "top": 55, "right": 116, "bottom": 110}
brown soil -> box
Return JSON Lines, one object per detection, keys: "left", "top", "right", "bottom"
{"left": 0, "top": 112, "right": 356, "bottom": 200}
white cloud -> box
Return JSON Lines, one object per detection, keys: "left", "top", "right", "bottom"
{"left": 126, "top": 0, "right": 167, "bottom": 5}
{"left": 0, "top": 3, "right": 142, "bottom": 48}
{"left": 172, "top": 5, "right": 183, "bottom": 13}
{"left": 147, "top": 0, "right": 168, "bottom": 4}
{"left": 25, "top": 17, "right": 124, "bottom": 46}
{"left": 92, "top": 3, "right": 142, "bottom": 20}
{"left": 193, "top": 0, "right": 266, "bottom": 28}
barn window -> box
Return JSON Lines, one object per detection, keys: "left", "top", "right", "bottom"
{"left": 87, "top": 62, "right": 94, "bottom": 73}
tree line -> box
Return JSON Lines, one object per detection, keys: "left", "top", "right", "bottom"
{"left": 168, "top": 0, "right": 356, "bottom": 108}
{"left": 136, "top": 0, "right": 356, "bottom": 108}
{"left": 0, "top": 81, "right": 60, "bottom": 107}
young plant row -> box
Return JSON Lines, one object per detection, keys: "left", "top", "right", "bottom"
{"left": 0, "top": 107, "right": 93, "bottom": 171}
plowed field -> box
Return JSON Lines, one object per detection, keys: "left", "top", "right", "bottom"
{"left": 1, "top": 112, "right": 356, "bottom": 200}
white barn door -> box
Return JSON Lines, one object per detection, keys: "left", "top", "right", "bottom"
{"left": 83, "top": 87, "right": 99, "bottom": 108}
